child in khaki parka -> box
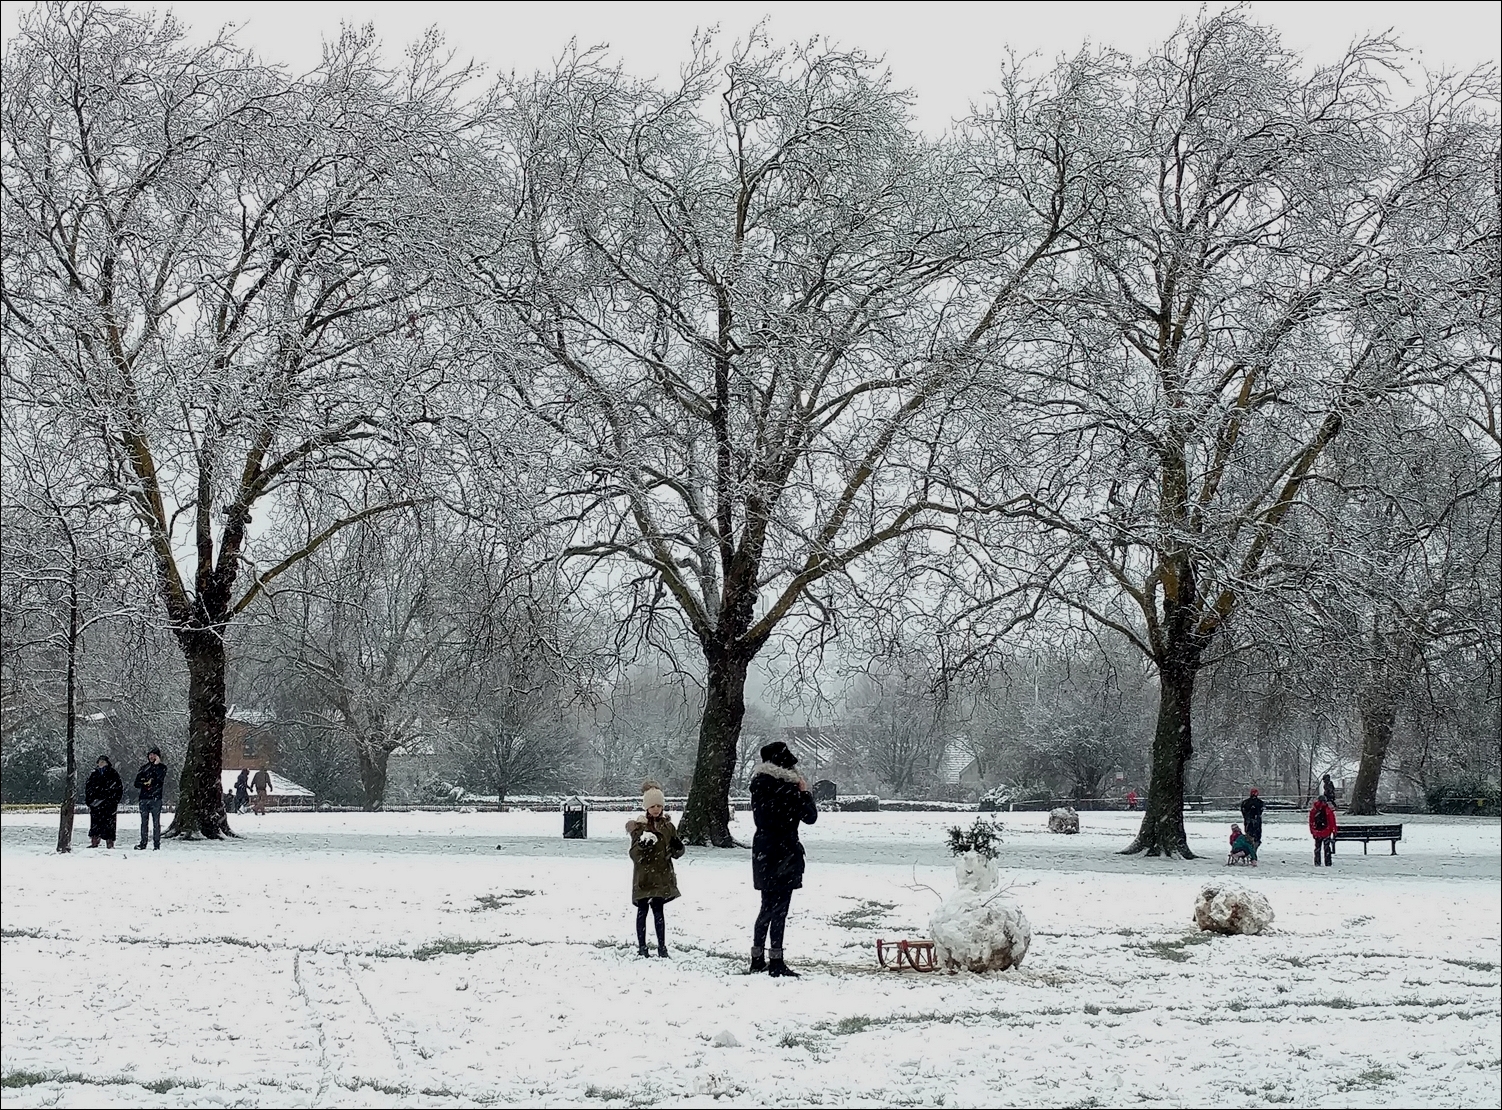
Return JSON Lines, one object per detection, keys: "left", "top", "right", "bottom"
{"left": 626, "top": 781, "right": 686, "bottom": 957}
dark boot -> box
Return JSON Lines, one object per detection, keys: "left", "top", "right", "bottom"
{"left": 106, "top": 840, "right": 115, "bottom": 849}
{"left": 135, "top": 843, "right": 147, "bottom": 850}
{"left": 657, "top": 944, "right": 670, "bottom": 958}
{"left": 636, "top": 944, "right": 651, "bottom": 958}
{"left": 746, "top": 949, "right": 766, "bottom": 974}
{"left": 88, "top": 837, "right": 100, "bottom": 848}
{"left": 768, "top": 951, "right": 799, "bottom": 978}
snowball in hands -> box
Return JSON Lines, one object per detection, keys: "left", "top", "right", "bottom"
{"left": 928, "top": 851, "right": 1032, "bottom": 972}
{"left": 639, "top": 831, "right": 658, "bottom": 847}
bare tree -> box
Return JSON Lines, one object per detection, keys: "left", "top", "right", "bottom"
{"left": 0, "top": 415, "right": 140, "bottom": 850}
{"left": 442, "top": 592, "right": 596, "bottom": 803}
{"left": 1285, "top": 396, "right": 1501, "bottom": 813}
{"left": 2, "top": 6, "right": 477, "bottom": 837}
{"left": 272, "top": 510, "right": 471, "bottom": 809}
{"left": 974, "top": 14, "right": 1498, "bottom": 855}
{"left": 468, "top": 34, "right": 1099, "bottom": 843}
{"left": 845, "top": 656, "right": 946, "bottom": 797}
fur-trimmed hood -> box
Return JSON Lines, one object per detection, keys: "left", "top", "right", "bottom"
{"left": 751, "top": 761, "right": 802, "bottom": 784}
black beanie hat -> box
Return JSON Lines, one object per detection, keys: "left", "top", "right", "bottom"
{"left": 147, "top": 746, "right": 161, "bottom": 758}
{"left": 760, "top": 741, "right": 797, "bottom": 769}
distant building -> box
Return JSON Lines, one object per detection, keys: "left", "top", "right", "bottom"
{"left": 769, "top": 726, "right": 867, "bottom": 792}
{"left": 222, "top": 706, "right": 277, "bottom": 771}
{"left": 935, "top": 735, "right": 985, "bottom": 801}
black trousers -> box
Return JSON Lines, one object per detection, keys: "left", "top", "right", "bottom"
{"left": 635, "top": 898, "right": 665, "bottom": 948}
{"left": 1314, "top": 837, "right": 1333, "bottom": 865}
{"left": 753, "top": 889, "right": 793, "bottom": 954}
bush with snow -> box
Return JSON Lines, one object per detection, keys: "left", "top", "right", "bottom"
{"left": 929, "top": 850, "right": 1031, "bottom": 973}
{"left": 946, "top": 815, "right": 1005, "bottom": 858}
{"left": 1048, "top": 807, "right": 1080, "bottom": 834}
{"left": 1193, "top": 882, "right": 1275, "bottom": 936}
{"left": 826, "top": 794, "right": 879, "bottom": 812}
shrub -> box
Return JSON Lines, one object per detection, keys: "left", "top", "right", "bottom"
{"left": 1425, "top": 774, "right": 1500, "bottom": 817}
{"left": 830, "top": 794, "right": 879, "bottom": 812}
{"left": 947, "top": 816, "right": 1005, "bottom": 858}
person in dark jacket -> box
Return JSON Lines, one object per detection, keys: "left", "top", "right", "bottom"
{"left": 1309, "top": 796, "right": 1337, "bottom": 866}
{"left": 134, "top": 747, "right": 167, "bottom": 850}
{"left": 748, "top": 740, "right": 818, "bottom": 978}
{"left": 1239, "top": 787, "right": 1265, "bottom": 846}
{"left": 626, "top": 781, "right": 685, "bottom": 958}
{"left": 85, "top": 756, "right": 124, "bottom": 848}
{"left": 251, "top": 768, "right": 273, "bottom": 815}
{"left": 233, "top": 769, "right": 250, "bottom": 814}
{"left": 1320, "top": 774, "right": 1338, "bottom": 807}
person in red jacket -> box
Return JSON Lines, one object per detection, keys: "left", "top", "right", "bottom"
{"left": 1309, "top": 796, "right": 1337, "bottom": 866}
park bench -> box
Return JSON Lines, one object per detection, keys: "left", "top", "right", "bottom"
{"left": 1332, "top": 823, "right": 1404, "bottom": 855}
{"left": 1185, "top": 795, "right": 1207, "bottom": 812}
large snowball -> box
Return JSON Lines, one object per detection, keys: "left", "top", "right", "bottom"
{"left": 1047, "top": 808, "right": 1080, "bottom": 834}
{"left": 929, "top": 852, "right": 1032, "bottom": 972}
{"left": 1193, "top": 882, "right": 1275, "bottom": 935}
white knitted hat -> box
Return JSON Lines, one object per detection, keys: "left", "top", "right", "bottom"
{"left": 642, "top": 780, "right": 666, "bottom": 811}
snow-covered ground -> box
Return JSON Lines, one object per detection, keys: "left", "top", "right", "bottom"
{"left": 2, "top": 807, "right": 1498, "bottom": 1108}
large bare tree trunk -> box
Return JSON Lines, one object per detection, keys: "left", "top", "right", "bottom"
{"left": 1348, "top": 685, "right": 1397, "bottom": 816}
{"left": 1124, "top": 649, "right": 1199, "bottom": 858}
{"left": 679, "top": 650, "right": 750, "bottom": 847}
{"left": 168, "top": 631, "right": 232, "bottom": 839}
{"left": 356, "top": 743, "right": 393, "bottom": 811}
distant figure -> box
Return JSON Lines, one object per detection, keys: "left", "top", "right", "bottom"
{"left": 251, "top": 768, "right": 273, "bottom": 815}
{"left": 1126, "top": 789, "right": 1139, "bottom": 812}
{"left": 1228, "top": 823, "right": 1258, "bottom": 865}
{"left": 133, "top": 747, "right": 167, "bottom": 850}
{"left": 234, "top": 769, "right": 250, "bottom": 814}
{"left": 748, "top": 741, "right": 818, "bottom": 978}
{"left": 85, "top": 756, "right": 123, "bottom": 849}
{"left": 626, "top": 780, "right": 684, "bottom": 958}
{"left": 1309, "top": 796, "right": 1337, "bottom": 866}
{"left": 1240, "top": 788, "right": 1265, "bottom": 846}
{"left": 1320, "top": 774, "right": 1337, "bottom": 807}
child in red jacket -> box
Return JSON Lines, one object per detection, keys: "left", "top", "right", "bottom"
{"left": 1309, "top": 797, "right": 1337, "bottom": 866}
{"left": 1228, "top": 823, "right": 1258, "bottom": 865}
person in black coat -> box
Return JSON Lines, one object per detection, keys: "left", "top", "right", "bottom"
{"left": 233, "top": 769, "right": 250, "bottom": 814}
{"left": 133, "top": 747, "right": 167, "bottom": 850}
{"left": 748, "top": 740, "right": 818, "bottom": 977}
{"left": 85, "top": 756, "right": 124, "bottom": 848}
{"left": 1239, "top": 788, "right": 1265, "bottom": 846}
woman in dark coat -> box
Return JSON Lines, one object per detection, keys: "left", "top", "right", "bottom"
{"left": 748, "top": 741, "right": 818, "bottom": 977}
{"left": 84, "top": 755, "right": 124, "bottom": 848}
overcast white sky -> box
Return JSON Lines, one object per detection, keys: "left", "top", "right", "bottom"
{"left": 4, "top": 2, "right": 1499, "bottom": 133}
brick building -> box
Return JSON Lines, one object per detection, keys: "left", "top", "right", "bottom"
{"left": 221, "top": 707, "right": 277, "bottom": 771}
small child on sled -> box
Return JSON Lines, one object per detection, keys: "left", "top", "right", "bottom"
{"left": 1227, "top": 823, "right": 1258, "bottom": 866}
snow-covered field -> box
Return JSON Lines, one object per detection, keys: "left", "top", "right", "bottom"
{"left": 2, "top": 807, "right": 1498, "bottom": 1108}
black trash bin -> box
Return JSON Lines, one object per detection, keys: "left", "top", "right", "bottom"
{"left": 812, "top": 779, "right": 837, "bottom": 804}
{"left": 562, "top": 795, "right": 588, "bottom": 839}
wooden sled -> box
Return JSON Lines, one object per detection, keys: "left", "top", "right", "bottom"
{"left": 877, "top": 938, "right": 937, "bottom": 972}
